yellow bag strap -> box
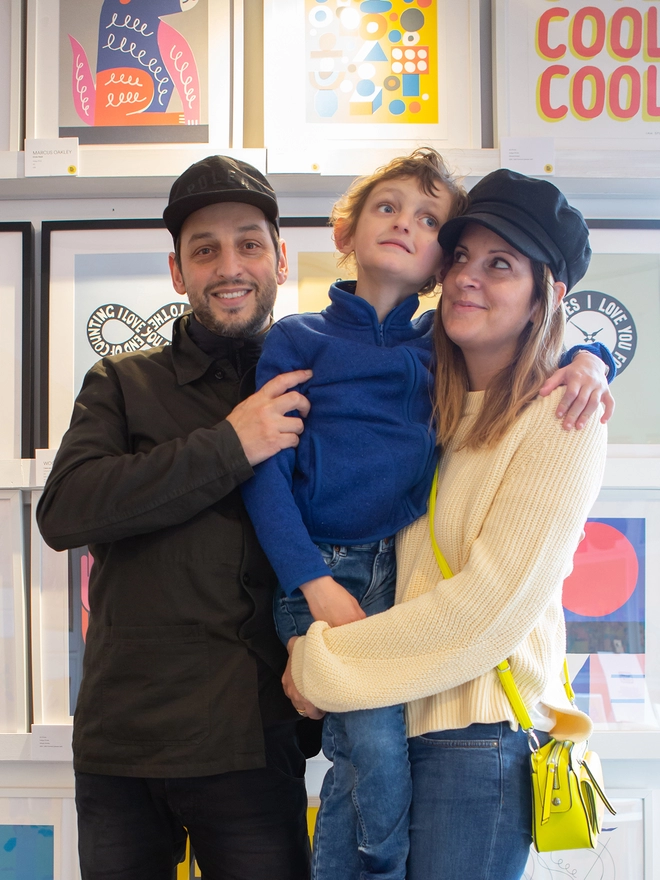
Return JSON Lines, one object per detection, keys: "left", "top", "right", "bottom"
{"left": 428, "top": 464, "right": 574, "bottom": 735}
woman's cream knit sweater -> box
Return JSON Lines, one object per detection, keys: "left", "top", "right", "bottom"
{"left": 291, "top": 387, "right": 607, "bottom": 743}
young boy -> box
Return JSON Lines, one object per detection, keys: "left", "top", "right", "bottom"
{"left": 242, "top": 149, "right": 614, "bottom": 880}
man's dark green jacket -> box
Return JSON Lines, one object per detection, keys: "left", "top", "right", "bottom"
{"left": 37, "top": 314, "right": 296, "bottom": 778}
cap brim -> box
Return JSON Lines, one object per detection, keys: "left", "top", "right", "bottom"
{"left": 438, "top": 211, "right": 551, "bottom": 266}
{"left": 163, "top": 190, "right": 279, "bottom": 240}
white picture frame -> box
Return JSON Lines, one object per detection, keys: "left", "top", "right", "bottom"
{"left": 495, "top": 0, "right": 660, "bottom": 150}
{"left": 25, "top": 0, "right": 236, "bottom": 177}
{"left": 264, "top": 0, "right": 482, "bottom": 174}
{"left": 0, "top": 789, "right": 79, "bottom": 880}
{"left": 40, "top": 220, "right": 183, "bottom": 450}
{"left": 0, "top": 223, "right": 33, "bottom": 460}
{"left": 570, "top": 223, "right": 660, "bottom": 446}
{"left": 30, "top": 489, "right": 71, "bottom": 726}
{"left": 0, "top": 490, "right": 28, "bottom": 735}
{"left": 0, "top": 0, "right": 23, "bottom": 152}
{"left": 565, "top": 487, "right": 660, "bottom": 737}
{"left": 276, "top": 218, "right": 440, "bottom": 321}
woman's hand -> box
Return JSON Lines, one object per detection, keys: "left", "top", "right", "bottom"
{"left": 283, "top": 637, "right": 325, "bottom": 720}
{"left": 539, "top": 351, "right": 615, "bottom": 430}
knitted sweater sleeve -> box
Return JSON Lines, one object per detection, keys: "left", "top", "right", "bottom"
{"left": 291, "top": 395, "right": 607, "bottom": 712}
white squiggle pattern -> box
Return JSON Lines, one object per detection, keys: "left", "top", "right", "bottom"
{"left": 104, "top": 71, "right": 144, "bottom": 88}
{"left": 74, "top": 54, "right": 91, "bottom": 118}
{"left": 105, "top": 93, "right": 152, "bottom": 117}
{"left": 105, "top": 91, "right": 150, "bottom": 109}
{"left": 106, "top": 13, "right": 154, "bottom": 37}
{"left": 102, "top": 34, "right": 170, "bottom": 105}
{"left": 169, "top": 44, "right": 196, "bottom": 110}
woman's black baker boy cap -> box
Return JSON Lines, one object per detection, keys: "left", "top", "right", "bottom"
{"left": 163, "top": 155, "right": 280, "bottom": 242}
{"left": 438, "top": 168, "right": 591, "bottom": 292}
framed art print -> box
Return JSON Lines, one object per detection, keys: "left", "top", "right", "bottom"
{"left": 0, "top": 0, "right": 23, "bottom": 151}
{"left": 26, "top": 0, "right": 231, "bottom": 150}
{"left": 276, "top": 217, "right": 439, "bottom": 320}
{"left": 495, "top": 0, "right": 660, "bottom": 149}
{"left": 264, "top": 0, "right": 482, "bottom": 173}
{"left": 0, "top": 790, "right": 79, "bottom": 880}
{"left": 40, "top": 220, "right": 184, "bottom": 450}
{"left": 569, "top": 223, "right": 660, "bottom": 445}
{"left": 0, "top": 490, "right": 28, "bottom": 735}
{"left": 275, "top": 219, "right": 344, "bottom": 320}
{"left": 30, "top": 489, "right": 70, "bottom": 726}
{"left": 564, "top": 490, "right": 660, "bottom": 733}
{"left": 0, "top": 223, "right": 34, "bottom": 459}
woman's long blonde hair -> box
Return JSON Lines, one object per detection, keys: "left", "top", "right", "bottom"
{"left": 433, "top": 260, "right": 566, "bottom": 450}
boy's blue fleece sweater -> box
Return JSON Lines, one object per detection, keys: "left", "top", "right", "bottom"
{"left": 241, "top": 281, "right": 437, "bottom": 594}
{"left": 241, "top": 281, "right": 615, "bottom": 596}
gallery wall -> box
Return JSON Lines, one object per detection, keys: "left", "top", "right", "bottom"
{"left": 0, "top": 1, "right": 659, "bottom": 878}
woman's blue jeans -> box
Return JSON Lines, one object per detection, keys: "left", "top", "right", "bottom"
{"left": 274, "top": 539, "right": 411, "bottom": 880}
{"left": 407, "top": 722, "right": 549, "bottom": 880}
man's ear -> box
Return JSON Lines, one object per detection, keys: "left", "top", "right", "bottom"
{"left": 169, "top": 252, "right": 187, "bottom": 296}
{"left": 333, "top": 219, "right": 353, "bottom": 255}
{"left": 277, "top": 239, "right": 289, "bottom": 285}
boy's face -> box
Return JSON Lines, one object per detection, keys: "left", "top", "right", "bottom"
{"left": 341, "top": 177, "right": 452, "bottom": 296}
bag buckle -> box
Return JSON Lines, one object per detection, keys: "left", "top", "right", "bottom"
{"left": 526, "top": 728, "right": 541, "bottom": 753}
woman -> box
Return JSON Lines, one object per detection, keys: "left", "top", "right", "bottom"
{"left": 285, "top": 169, "right": 607, "bottom": 880}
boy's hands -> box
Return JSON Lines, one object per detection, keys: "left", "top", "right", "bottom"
{"left": 300, "top": 576, "right": 367, "bottom": 627}
{"left": 539, "top": 351, "right": 615, "bottom": 430}
{"left": 283, "top": 577, "right": 364, "bottom": 716}
{"left": 226, "top": 369, "right": 312, "bottom": 466}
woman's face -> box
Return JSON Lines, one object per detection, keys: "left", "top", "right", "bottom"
{"left": 441, "top": 223, "right": 536, "bottom": 368}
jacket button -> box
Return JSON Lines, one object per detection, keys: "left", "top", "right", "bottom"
{"left": 214, "top": 369, "right": 224, "bottom": 379}
{"left": 242, "top": 573, "right": 251, "bottom": 586}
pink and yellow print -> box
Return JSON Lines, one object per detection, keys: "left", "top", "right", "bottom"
{"left": 305, "top": 0, "right": 438, "bottom": 124}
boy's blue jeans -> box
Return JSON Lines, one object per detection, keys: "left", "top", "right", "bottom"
{"left": 274, "top": 539, "right": 411, "bottom": 880}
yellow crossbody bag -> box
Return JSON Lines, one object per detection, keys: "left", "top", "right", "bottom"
{"left": 428, "top": 465, "right": 615, "bottom": 853}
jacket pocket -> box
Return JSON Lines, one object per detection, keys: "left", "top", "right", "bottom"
{"left": 101, "top": 624, "right": 210, "bottom": 745}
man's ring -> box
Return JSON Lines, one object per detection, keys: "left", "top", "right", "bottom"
{"left": 297, "top": 709, "right": 307, "bottom": 717}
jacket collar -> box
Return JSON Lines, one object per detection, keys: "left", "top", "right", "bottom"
{"left": 171, "top": 312, "right": 266, "bottom": 385}
{"left": 326, "top": 280, "right": 421, "bottom": 331}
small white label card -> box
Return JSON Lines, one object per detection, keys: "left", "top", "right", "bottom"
{"left": 24, "top": 138, "right": 79, "bottom": 177}
{"left": 31, "top": 724, "right": 74, "bottom": 761}
{"left": 35, "top": 448, "right": 59, "bottom": 486}
{"left": 500, "top": 137, "right": 555, "bottom": 176}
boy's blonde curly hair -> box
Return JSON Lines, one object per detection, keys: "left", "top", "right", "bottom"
{"left": 330, "top": 147, "right": 468, "bottom": 294}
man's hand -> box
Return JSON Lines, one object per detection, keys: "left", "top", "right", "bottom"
{"left": 226, "top": 370, "right": 312, "bottom": 466}
{"left": 300, "top": 576, "right": 367, "bottom": 627}
{"left": 282, "top": 637, "right": 325, "bottom": 720}
{"left": 539, "top": 351, "right": 615, "bottom": 430}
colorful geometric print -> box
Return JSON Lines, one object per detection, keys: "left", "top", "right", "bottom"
{"left": 563, "top": 518, "right": 645, "bottom": 655}
{"left": 306, "top": 0, "right": 438, "bottom": 124}
{"left": 0, "top": 826, "right": 54, "bottom": 880}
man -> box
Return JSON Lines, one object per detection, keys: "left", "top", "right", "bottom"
{"left": 37, "top": 156, "right": 313, "bottom": 880}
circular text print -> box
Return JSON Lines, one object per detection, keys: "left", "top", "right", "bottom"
{"left": 563, "top": 290, "right": 637, "bottom": 375}
{"left": 86, "top": 302, "right": 187, "bottom": 357}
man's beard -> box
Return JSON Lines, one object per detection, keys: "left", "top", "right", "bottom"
{"left": 191, "top": 277, "right": 277, "bottom": 338}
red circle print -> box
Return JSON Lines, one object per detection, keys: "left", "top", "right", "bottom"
{"left": 562, "top": 522, "right": 638, "bottom": 617}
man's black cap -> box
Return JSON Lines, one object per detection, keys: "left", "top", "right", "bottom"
{"left": 163, "top": 155, "right": 280, "bottom": 241}
{"left": 438, "top": 169, "right": 591, "bottom": 292}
